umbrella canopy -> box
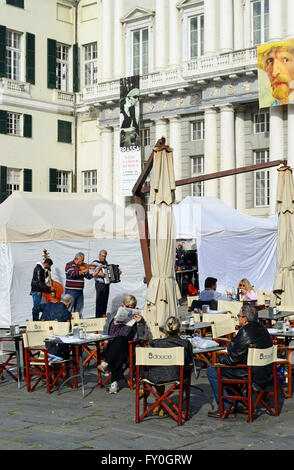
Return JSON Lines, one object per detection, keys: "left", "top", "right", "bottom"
{"left": 144, "top": 146, "right": 181, "bottom": 339}
{"left": 273, "top": 167, "right": 294, "bottom": 305}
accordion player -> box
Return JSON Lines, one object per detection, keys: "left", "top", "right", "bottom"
{"left": 101, "top": 264, "right": 121, "bottom": 284}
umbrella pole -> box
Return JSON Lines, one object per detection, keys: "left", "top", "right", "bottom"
{"left": 134, "top": 192, "right": 152, "bottom": 285}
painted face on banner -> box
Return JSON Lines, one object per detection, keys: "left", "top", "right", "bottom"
{"left": 264, "top": 47, "right": 294, "bottom": 102}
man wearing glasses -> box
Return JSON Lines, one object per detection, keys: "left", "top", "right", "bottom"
{"left": 206, "top": 304, "right": 273, "bottom": 418}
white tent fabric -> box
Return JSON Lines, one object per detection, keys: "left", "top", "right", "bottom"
{"left": 174, "top": 196, "right": 278, "bottom": 293}
{"left": 0, "top": 192, "right": 146, "bottom": 327}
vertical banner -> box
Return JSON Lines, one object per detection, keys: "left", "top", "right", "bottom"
{"left": 257, "top": 39, "right": 294, "bottom": 108}
{"left": 119, "top": 76, "right": 141, "bottom": 196}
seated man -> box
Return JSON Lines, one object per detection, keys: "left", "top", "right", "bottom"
{"left": 198, "top": 277, "right": 227, "bottom": 302}
{"left": 32, "top": 293, "right": 73, "bottom": 322}
{"left": 206, "top": 304, "right": 273, "bottom": 418}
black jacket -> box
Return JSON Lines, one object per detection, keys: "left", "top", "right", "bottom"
{"left": 31, "top": 263, "right": 51, "bottom": 294}
{"left": 32, "top": 302, "right": 71, "bottom": 322}
{"left": 142, "top": 335, "right": 194, "bottom": 385}
{"left": 219, "top": 321, "right": 273, "bottom": 388}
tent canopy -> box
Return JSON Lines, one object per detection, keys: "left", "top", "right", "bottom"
{"left": 174, "top": 196, "right": 278, "bottom": 293}
{"left": 0, "top": 192, "right": 145, "bottom": 327}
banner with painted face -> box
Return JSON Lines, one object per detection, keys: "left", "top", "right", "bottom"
{"left": 258, "top": 38, "right": 294, "bottom": 108}
{"left": 119, "top": 76, "right": 141, "bottom": 197}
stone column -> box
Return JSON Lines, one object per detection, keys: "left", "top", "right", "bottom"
{"left": 169, "top": 115, "right": 182, "bottom": 201}
{"left": 288, "top": 105, "right": 294, "bottom": 169}
{"left": 101, "top": 0, "right": 113, "bottom": 81}
{"left": 153, "top": 117, "right": 168, "bottom": 142}
{"left": 100, "top": 126, "right": 113, "bottom": 202}
{"left": 204, "top": 106, "right": 218, "bottom": 198}
{"left": 243, "top": 0, "right": 251, "bottom": 49}
{"left": 113, "top": 124, "right": 125, "bottom": 207}
{"left": 233, "top": 0, "right": 244, "bottom": 51}
{"left": 219, "top": 104, "right": 235, "bottom": 208}
{"left": 235, "top": 106, "right": 246, "bottom": 212}
{"left": 113, "top": 0, "right": 124, "bottom": 79}
{"left": 155, "top": 0, "right": 168, "bottom": 70}
{"left": 286, "top": 0, "right": 294, "bottom": 38}
{"left": 169, "top": 0, "right": 181, "bottom": 68}
{"left": 219, "top": 0, "right": 233, "bottom": 53}
{"left": 204, "top": 0, "right": 217, "bottom": 55}
{"left": 269, "top": 106, "right": 284, "bottom": 215}
{"left": 269, "top": 0, "right": 283, "bottom": 41}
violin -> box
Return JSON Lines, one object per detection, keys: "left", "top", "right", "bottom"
{"left": 42, "top": 249, "right": 64, "bottom": 303}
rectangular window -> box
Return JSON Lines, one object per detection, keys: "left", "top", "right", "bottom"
{"left": 56, "top": 170, "right": 70, "bottom": 192}
{"left": 190, "top": 15, "right": 204, "bottom": 59}
{"left": 56, "top": 43, "right": 69, "bottom": 91}
{"left": 84, "top": 42, "right": 97, "bottom": 87}
{"left": 132, "top": 28, "right": 149, "bottom": 75}
{"left": 6, "top": 168, "right": 21, "bottom": 195}
{"left": 83, "top": 170, "right": 97, "bottom": 192}
{"left": 6, "top": 30, "right": 21, "bottom": 80}
{"left": 254, "top": 111, "right": 269, "bottom": 133}
{"left": 7, "top": 112, "right": 21, "bottom": 135}
{"left": 191, "top": 120, "right": 205, "bottom": 140}
{"left": 254, "top": 149, "right": 270, "bottom": 206}
{"left": 6, "top": 0, "right": 24, "bottom": 7}
{"left": 140, "top": 128, "right": 150, "bottom": 147}
{"left": 58, "top": 120, "right": 72, "bottom": 143}
{"left": 191, "top": 155, "right": 204, "bottom": 197}
{"left": 252, "top": 0, "right": 269, "bottom": 45}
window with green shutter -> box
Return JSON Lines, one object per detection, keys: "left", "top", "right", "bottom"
{"left": 58, "top": 120, "right": 72, "bottom": 144}
{"left": 49, "top": 168, "right": 57, "bottom": 192}
{"left": 0, "top": 110, "right": 7, "bottom": 134}
{"left": 0, "top": 166, "right": 7, "bottom": 203}
{"left": 23, "top": 114, "right": 32, "bottom": 138}
{"left": 26, "top": 33, "right": 35, "bottom": 84}
{"left": 23, "top": 168, "right": 32, "bottom": 192}
{"left": 0, "top": 25, "right": 6, "bottom": 78}
{"left": 6, "top": 0, "right": 24, "bottom": 8}
{"left": 47, "top": 38, "right": 57, "bottom": 89}
{"left": 73, "top": 43, "right": 79, "bottom": 93}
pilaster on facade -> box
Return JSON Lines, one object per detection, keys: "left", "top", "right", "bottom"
{"left": 203, "top": 105, "right": 218, "bottom": 198}
{"left": 168, "top": 114, "right": 182, "bottom": 201}
{"left": 234, "top": 105, "right": 246, "bottom": 211}
{"left": 100, "top": 125, "right": 114, "bottom": 202}
{"left": 219, "top": 103, "right": 236, "bottom": 208}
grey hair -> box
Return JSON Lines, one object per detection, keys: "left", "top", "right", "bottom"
{"left": 74, "top": 252, "right": 84, "bottom": 260}
{"left": 241, "top": 304, "right": 258, "bottom": 322}
{"left": 99, "top": 249, "right": 107, "bottom": 255}
{"left": 61, "top": 293, "right": 73, "bottom": 305}
{"left": 163, "top": 316, "right": 181, "bottom": 336}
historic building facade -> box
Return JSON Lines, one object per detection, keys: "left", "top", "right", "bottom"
{"left": 1, "top": 0, "right": 293, "bottom": 216}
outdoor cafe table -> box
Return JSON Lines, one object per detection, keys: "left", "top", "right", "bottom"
{"left": 267, "top": 328, "right": 294, "bottom": 346}
{"left": 181, "top": 321, "right": 211, "bottom": 335}
{"left": 258, "top": 309, "right": 294, "bottom": 321}
{"left": 0, "top": 333, "right": 23, "bottom": 389}
{"left": 47, "top": 334, "right": 114, "bottom": 398}
{"left": 192, "top": 345, "right": 225, "bottom": 380}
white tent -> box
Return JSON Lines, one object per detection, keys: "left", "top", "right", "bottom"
{"left": 0, "top": 192, "right": 146, "bottom": 327}
{"left": 174, "top": 196, "right": 278, "bottom": 293}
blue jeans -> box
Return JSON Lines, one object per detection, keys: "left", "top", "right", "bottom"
{"left": 65, "top": 289, "right": 84, "bottom": 318}
{"left": 32, "top": 291, "right": 42, "bottom": 307}
{"left": 206, "top": 366, "right": 237, "bottom": 412}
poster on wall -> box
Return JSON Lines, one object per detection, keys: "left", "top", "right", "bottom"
{"left": 119, "top": 76, "right": 141, "bottom": 197}
{"left": 257, "top": 38, "right": 294, "bottom": 108}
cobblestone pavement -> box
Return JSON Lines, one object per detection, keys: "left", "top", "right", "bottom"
{"left": 1, "top": 303, "right": 294, "bottom": 451}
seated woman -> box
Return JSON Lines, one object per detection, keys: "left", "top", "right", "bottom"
{"left": 140, "top": 316, "right": 193, "bottom": 416}
{"left": 237, "top": 279, "right": 258, "bottom": 301}
{"left": 100, "top": 294, "right": 149, "bottom": 394}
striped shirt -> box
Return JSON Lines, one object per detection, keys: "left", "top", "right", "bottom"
{"left": 65, "top": 260, "right": 92, "bottom": 291}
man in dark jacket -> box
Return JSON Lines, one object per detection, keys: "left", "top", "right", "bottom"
{"left": 30, "top": 258, "right": 54, "bottom": 307}
{"left": 207, "top": 304, "right": 273, "bottom": 418}
{"left": 32, "top": 293, "right": 73, "bottom": 322}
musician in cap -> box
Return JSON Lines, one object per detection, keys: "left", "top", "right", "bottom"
{"left": 90, "top": 250, "right": 122, "bottom": 318}
{"left": 30, "top": 258, "right": 54, "bottom": 308}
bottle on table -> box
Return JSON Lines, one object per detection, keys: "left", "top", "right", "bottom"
{"left": 232, "top": 287, "right": 236, "bottom": 301}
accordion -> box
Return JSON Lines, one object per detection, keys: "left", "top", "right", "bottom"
{"left": 102, "top": 264, "right": 121, "bottom": 284}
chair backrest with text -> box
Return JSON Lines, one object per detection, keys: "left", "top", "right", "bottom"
{"left": 136, "top": 347, "right": 184, "bottom": 367}
{"left": 71, "top": 317, "right": 106, "bottom": 332}
{"left": 51, "top": 322, "right": 70, "bottom": 336}
{"left": 26, "top": 320, "right": 57, "bottom": 332}
{"left": 247, "top": 345, "right": 277, "bottom": 367}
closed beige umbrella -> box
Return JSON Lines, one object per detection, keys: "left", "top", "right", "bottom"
{"left": 144, "top": 146, "right": 181, "bottom": 339}
{"left": 273, "top": 167, "right": 294, "bottom": 305}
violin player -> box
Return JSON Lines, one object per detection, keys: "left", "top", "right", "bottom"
{"left": 30, "top": 258, "right": 55, "bottom": 308}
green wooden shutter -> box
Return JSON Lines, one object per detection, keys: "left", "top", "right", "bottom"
{"left": 0, "top": 166, "right": 7, "bottom": 203}
{"left": 26, "top": 32, "right": 35, "bottom": 84}
{"left": 6, "top": 0, "right": 24, "bottom": 8}
{"left": 0, "top": 25, "right": 6, "bottom": 78}
{"left": 0, "top": 110, "right": 7, "bottom": 134}
{"left": 49, "top": 168, "right": 57, "bottom": 192}
{"left": 58, "top": 120, "right": 72, "bottom": 143}
{"left": 23, "top": 114, "right": 32, "bottom": 138}
{"left": 73, "top": 43, "right": 79, "bottom": 93}
{"left": 47, "top": 38, "right": 56, "bottom": 89}
{"left": 23, "top": 168, "right": 32, "bottom": 192}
